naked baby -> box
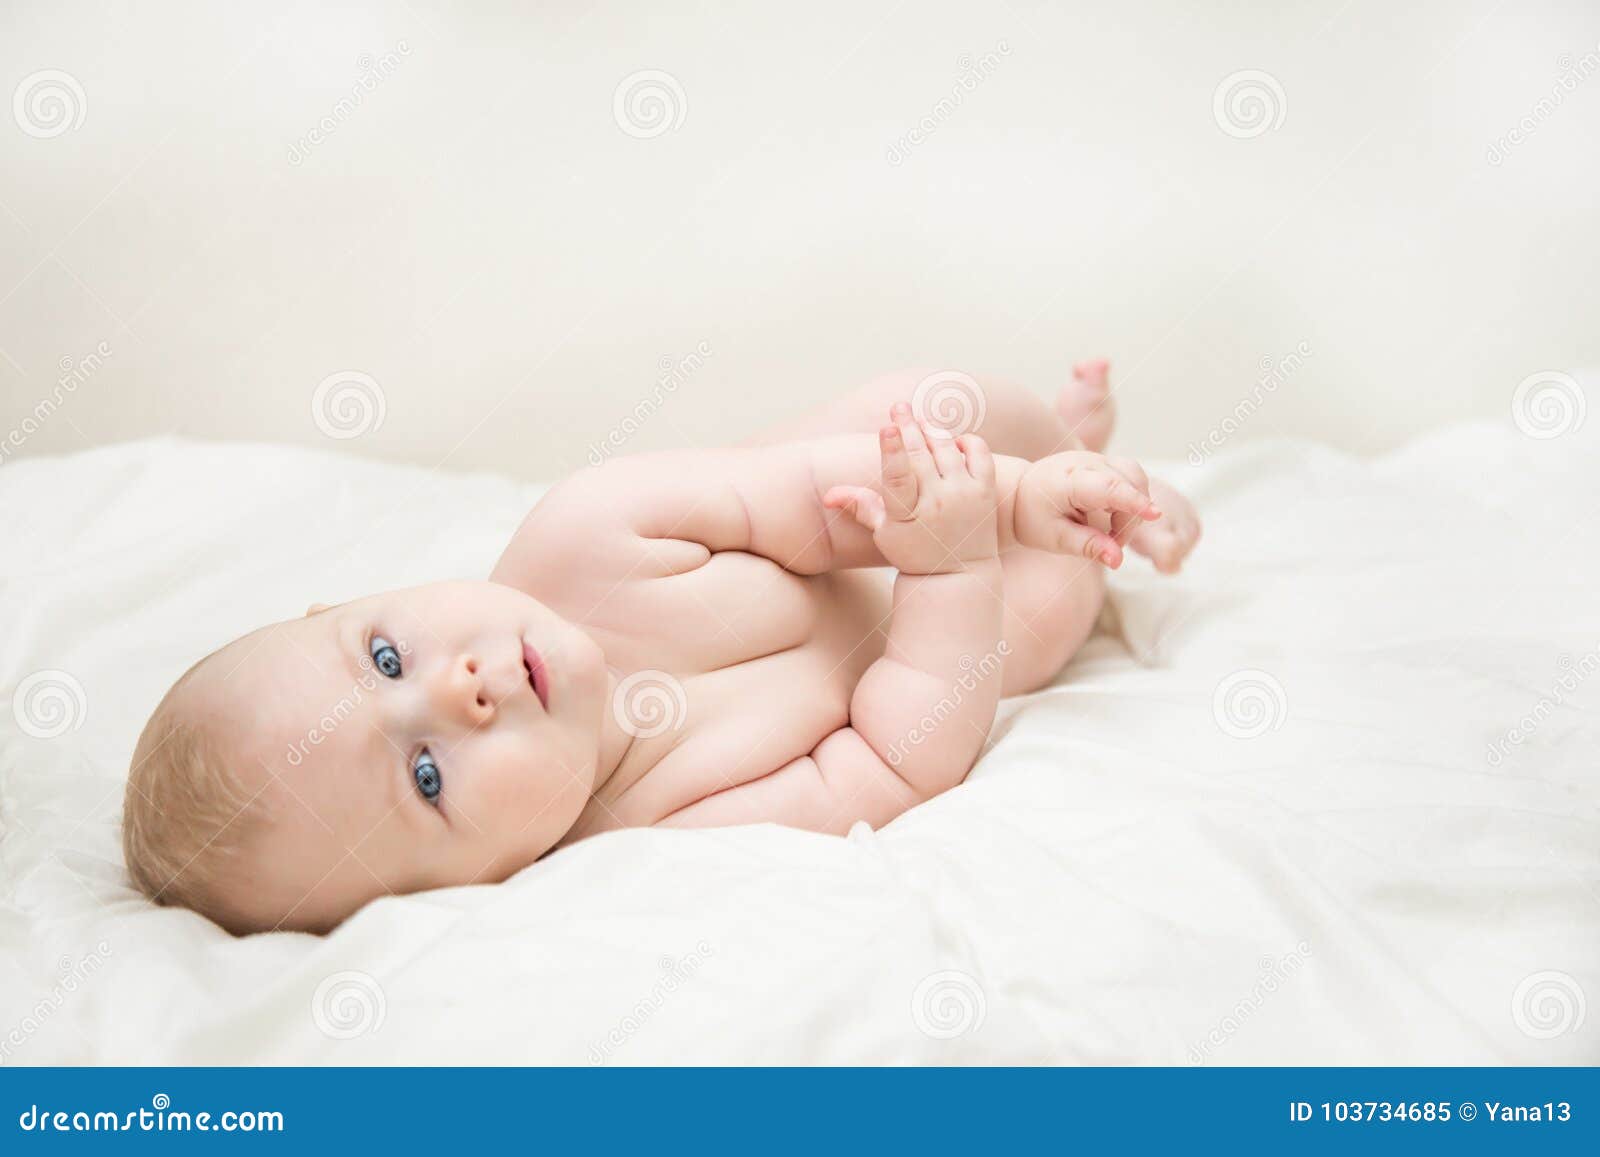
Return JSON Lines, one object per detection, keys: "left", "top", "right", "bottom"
{"left": 124, "top": 363, "right": 1201, "bottom": 933}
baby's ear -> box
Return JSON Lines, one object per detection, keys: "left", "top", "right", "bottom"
{"left": 305, "top": 602, "right": 333, "bottom": 617}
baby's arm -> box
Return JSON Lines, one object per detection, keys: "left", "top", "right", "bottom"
{"left": 659, "top": 412, "right": 1005, "bottom": 830}
{"left": 523, "top": 413, "right": 1158, "bottom": 578}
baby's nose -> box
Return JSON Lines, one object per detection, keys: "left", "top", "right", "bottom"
{"left": 431, "top": 654, "right": 494, "bottom": 727}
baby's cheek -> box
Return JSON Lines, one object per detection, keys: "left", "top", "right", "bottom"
{"left": 475, "top": 739, "right": 584, "bottom": 832}
{"left": 472, "top": 745, "right": 536, "bottom": 812}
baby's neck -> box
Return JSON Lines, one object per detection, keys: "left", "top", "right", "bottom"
{"left": 590, "top": 665, "right": 635, "bottom": 798}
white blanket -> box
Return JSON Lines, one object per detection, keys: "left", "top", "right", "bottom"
{"left": 2, "top": 425, "right": 1596, "bottom": 1064}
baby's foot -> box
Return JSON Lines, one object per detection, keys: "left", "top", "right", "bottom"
{"left": 1056, "top": 359, "right": 1116, "bottom": 452}
{"left": 1126, "top": 475, "right": 1201, "bottom": 573}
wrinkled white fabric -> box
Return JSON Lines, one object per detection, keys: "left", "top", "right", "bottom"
{"left": 1, "top": 426, "right": 1595, "bottom": 1064}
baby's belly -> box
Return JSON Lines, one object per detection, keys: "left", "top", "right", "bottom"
{"left": 581, "top": 569, "right": 892, "bottom": 831}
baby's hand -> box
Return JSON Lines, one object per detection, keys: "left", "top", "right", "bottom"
{"left": 1016, "top": 451, "right": 1161, "bottom": 568}
{"left": 823, "top": 403, "right": 999, "bottom": 575}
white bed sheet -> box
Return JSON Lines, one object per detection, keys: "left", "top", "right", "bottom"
{"left": 1, "top": 425, "right": 1596, "bottom": 1064}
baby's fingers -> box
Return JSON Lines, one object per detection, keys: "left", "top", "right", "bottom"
{"left": 956, "top": 433, "right": 995, "bottom": 486}
{"left": 890, "top": 403, "right": 937, "bottom": 488}
{"left": 923, "top": 422, "right": 963, "bottom": 476}
{"left": 1105, "top": 455, "right": 1152, "bottom": 499}
{"left": 823, "top": 485, "right": 886, "bottom": 531}
{"left": 1049, "top": 517, "right": 1125, "bottom": 568}
{"left": 878, "top": 425, "right": 918, "bottom": 521}
{"left": 1067, "top": 468, "right": 1158, "bottom": 519}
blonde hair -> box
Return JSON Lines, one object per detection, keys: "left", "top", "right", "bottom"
{"left": 122, "top": 653, "right": 268, "bottom": 933}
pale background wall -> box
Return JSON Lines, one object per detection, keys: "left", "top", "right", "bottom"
{"left": 2, "top": 0, "right": 1596, "bottom": 480}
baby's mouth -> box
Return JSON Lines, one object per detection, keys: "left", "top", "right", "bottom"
{"left": 522, "top": 641, "right": 550, "bottom": 710}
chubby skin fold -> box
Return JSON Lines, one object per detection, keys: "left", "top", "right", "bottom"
{"left": 127, "top": 363, "right": 1201, "bottom": 932}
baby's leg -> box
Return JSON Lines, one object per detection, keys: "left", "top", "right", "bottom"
{"left": 750, "top": 368, "right": 1109, "bottom": 695}
{"left": 746, "top": 367, "right": 1102, "bottom": 458}
{"left": 995, "top": 549, "right": 1106, "bottom": 695}
{"left": 1057, "top": 359, "right": 1116, "bottom": 453}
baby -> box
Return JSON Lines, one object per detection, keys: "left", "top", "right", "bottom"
{"left": 123, "top": 363, "right": 1200, "bottom": 933}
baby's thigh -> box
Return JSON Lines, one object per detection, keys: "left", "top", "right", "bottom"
{"left": 744, "top": 369, "right": 1066, "bottom": 458}
{"left": 997, "top": 548, "right": 1106, "bottom": 695}
{"left": 742, "top": 370, "right": 931, "bottom": 446}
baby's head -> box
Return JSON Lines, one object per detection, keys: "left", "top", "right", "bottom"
{"left": 123, "top": 580, "right": 610, "bottom": 934}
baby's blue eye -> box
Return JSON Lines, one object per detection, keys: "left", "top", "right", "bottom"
{"left": 369, "top": 635, "right": 402, "bottom": 678}
{"left": 413, "top": 751, "right": 442, "bottom": 804}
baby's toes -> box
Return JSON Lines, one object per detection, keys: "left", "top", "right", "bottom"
{"left": 1057, "top": 363, "right": 1116, "bottom": 452}
{"left": 1130, "top": 522, "right": 1196, "bottom": 573}
{"left": 1143, "top": 528, "right": 1186, "bottom": 573}
{"left": 1072, "top": 358, "right": 1110, "bottom": 391}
